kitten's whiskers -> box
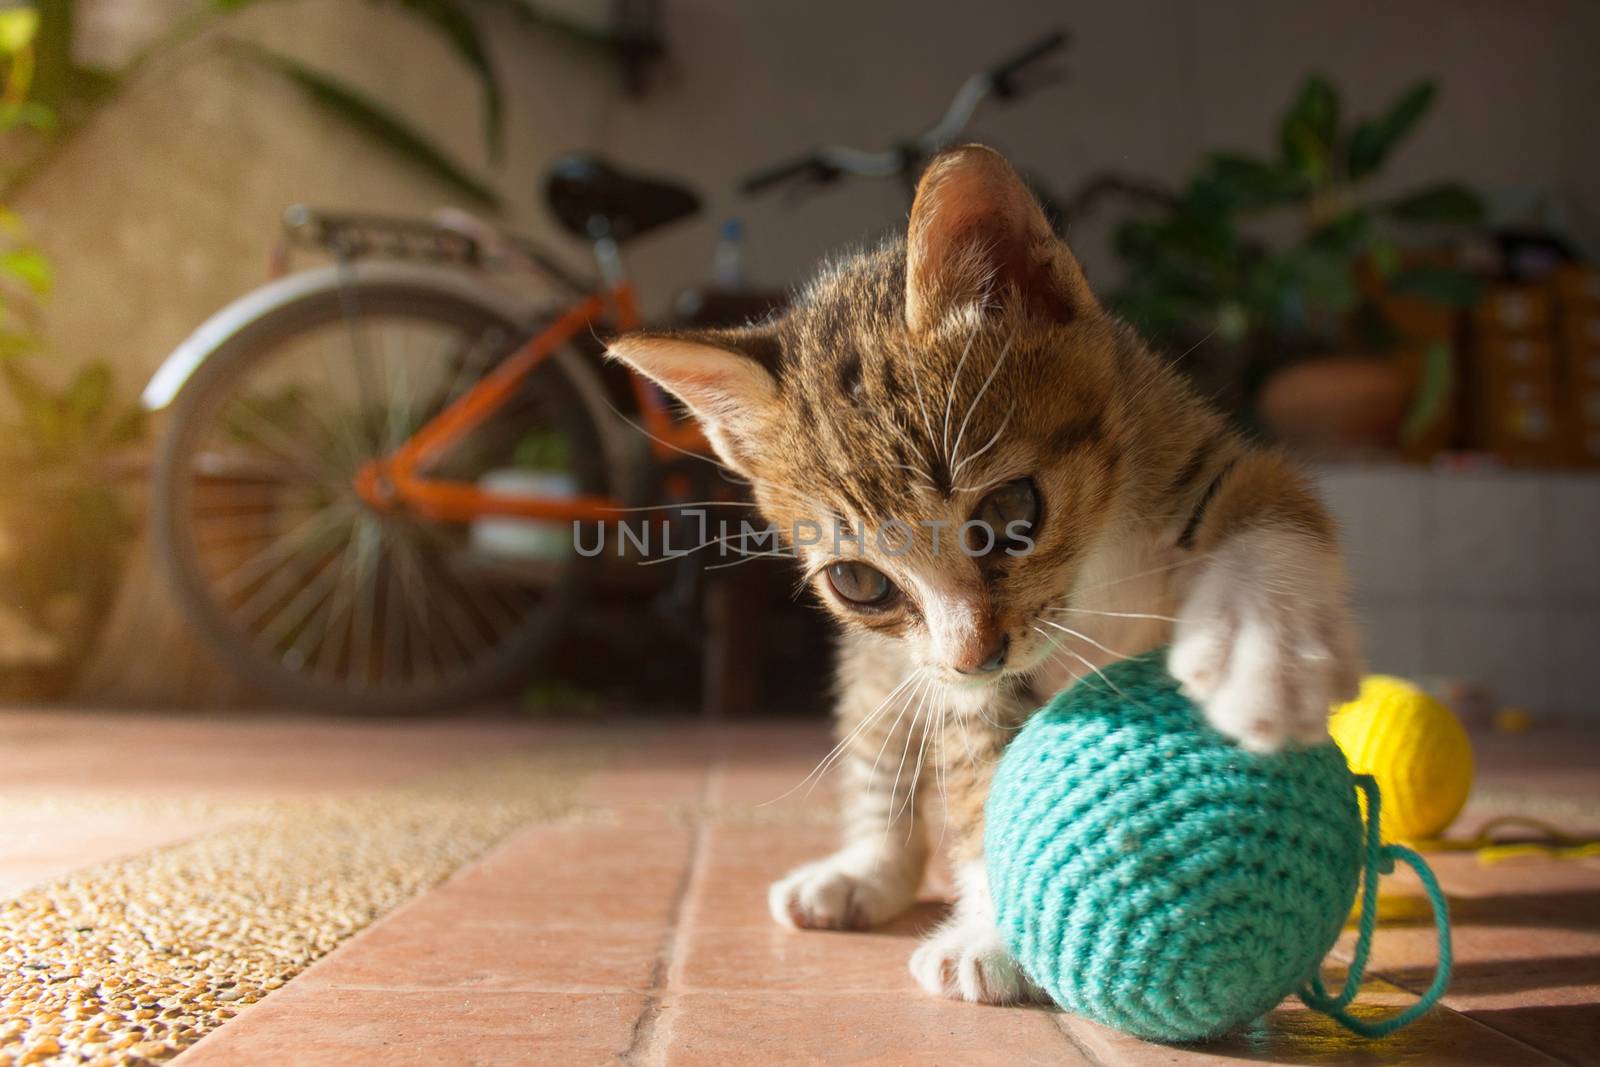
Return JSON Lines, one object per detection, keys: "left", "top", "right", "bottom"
{"left": 598, "top": 499, "right": 763, "bottom": 513}
{"left": 1066, "top": 552, "right": 1214, "bottom": 600}
{"left": 941, "top": 323, "right": 980, "bottom": 468}
{"left": 1051, "top": 605, "right": 1180, "bottom": 624}
{"left": 882, "top": 674, "right": 934, "bottom": 843}
{"left": 1037, "top": 618, "right": 1137, "bottom": 661}
{"left": 950, "top": 404, "right": 1014, "bottom": 483}
{"left": 869, "top": 671, "right": 930, "bottom": 819}
{"left": 948, "top": 331, "right": 1014, "bottom": 479}
{"left": 635, "top": 528, "right": 794, "bottom": 566}
{"left": 907, "top": 356, "right": 939, "bottom": 459}
{"left": 895, "top": 678, "right": 939, "bottom": 844}
{"left": 1032, "top": 624, "right": 1147, "bottom": 710}
{"left": 761, "top": 667, "right": 924, "bottom": 806}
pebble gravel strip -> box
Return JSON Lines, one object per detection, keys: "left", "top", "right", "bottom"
{"left": 0, "top": 751, "right": 591, "bottom": 1066}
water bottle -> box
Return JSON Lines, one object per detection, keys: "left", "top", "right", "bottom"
{"left": 714, "top": 218, "right": 745, "bottom": 289}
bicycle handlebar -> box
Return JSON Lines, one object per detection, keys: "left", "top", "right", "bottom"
{"left": 741, "top": 155, "right": 841, "bottom": 195}
{"left": 988, "top": 29, "right": 1067, "bottom": 95}
{"left": 740, "top": 30, "right": 1067, "bottom": 195}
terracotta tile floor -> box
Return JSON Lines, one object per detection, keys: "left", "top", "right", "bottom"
{"left": 1, "top": 710, "right": 1596, "bottom": 1066}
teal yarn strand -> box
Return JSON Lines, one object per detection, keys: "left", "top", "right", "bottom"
{"left": 1299, "top": 777, "right": 1454, "bottom": 1037}
{"left": 986, "top": 651, "right": 1452, "bottom": 1044}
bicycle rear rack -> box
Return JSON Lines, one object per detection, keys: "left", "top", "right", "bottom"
{"left": 280, "top": 205, "right": 591, "bottom": 294}
{"left": 283, "top": 206, "right": 484, "bottom": 266}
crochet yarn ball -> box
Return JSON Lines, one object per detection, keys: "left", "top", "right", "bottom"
{"left": 986, "top": 651, "right": 1364, "bottom": 1043}
{"left": 1328, "top": 676, "right": 1473, "bottom": 843}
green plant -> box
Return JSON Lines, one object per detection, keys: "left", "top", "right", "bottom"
{"left": 1, "top": 7, "right": 52, "bottom": 355}
{"left": 0, "top": 359, "right": 144, "bottom": 682}
{"left": 0, "top": 12, "right": 142, "bottom": 685}
{"left": 1112, "top": 76, "right": 1484, "bottom": 360}
{"left": 10, "top": 0, "right": 665, "bottom": 208}
{"left": 512, "top": 425, "right": 572, "bottom": 470}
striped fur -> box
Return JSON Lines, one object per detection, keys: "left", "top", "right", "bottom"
{"left": 610, "top": 146, "right": 1360, "bottom": 1004}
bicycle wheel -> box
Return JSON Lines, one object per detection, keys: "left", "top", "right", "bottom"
{"left": 152, "top": 274, "right": 610, "bottom": 712}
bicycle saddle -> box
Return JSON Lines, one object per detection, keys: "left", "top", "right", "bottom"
{"left": 544, "top": 155, "right": 700, "bottom": 243}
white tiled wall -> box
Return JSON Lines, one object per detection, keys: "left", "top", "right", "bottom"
{"left": 1316, "top": 465, "right": 1600, "bottom": 718}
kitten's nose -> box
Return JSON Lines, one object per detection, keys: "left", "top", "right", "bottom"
{"left": 954, "top": 634, "right": 1009, "bottom": 675}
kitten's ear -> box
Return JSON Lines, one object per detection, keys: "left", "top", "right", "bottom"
{"left": 607, "top": 325, "right": 781, "bottom": 475}
{"left": 905, "top": 144, "right": 1095, "bottom": 333}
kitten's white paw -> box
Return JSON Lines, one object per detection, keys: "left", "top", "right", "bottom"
{"left": 909, "top": 916, "right": 1045, "bottom": 1004}
{"left": 1170, "top": 528, "right": 1361, "bottom": 754}
{"left": 768, "top": 844, "right": 918, "bottom": 930}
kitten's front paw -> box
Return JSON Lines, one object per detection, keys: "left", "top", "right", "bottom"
{"left": 768, "top": 844, "right": 919, "bottom": 931}
{"left": 1169, "top": 528, "right": 1361, "bottom": 753}
{"left": 909, "top": 916, "right": 1046, "bottom": 1004}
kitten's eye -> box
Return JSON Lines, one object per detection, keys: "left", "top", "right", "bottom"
{"left": 969, "top": 477, "right": 1040, "bottom": 554}
{"left": 825, "top": 561, "right": 897, "bottom": 606}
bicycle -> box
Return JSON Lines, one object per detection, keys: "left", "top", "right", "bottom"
{"left": 142, "top": 31, "right": 1068, "bottom": 713}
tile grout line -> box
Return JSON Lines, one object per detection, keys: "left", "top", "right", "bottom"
{"left": 618, "top": 753, "right": 721, "bottom": 1066}
{"left": 1052, "top": 1016, "right": 1107, "bottom": 1067}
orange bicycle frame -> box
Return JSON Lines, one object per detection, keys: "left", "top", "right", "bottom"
{"left": 355, "top": 280, "right": 709, "bottom": 523}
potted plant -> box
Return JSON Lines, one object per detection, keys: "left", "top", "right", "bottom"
{"left": 0, "top": 359, "right": 144, "bottom": 698}
{"left": 1111, "top": 75, "right": 1484, "bottom": 455}
{"left": 0, "top": 12, "right": 144, "bottom": 697}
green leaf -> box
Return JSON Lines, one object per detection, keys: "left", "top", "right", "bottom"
{"left": 1402, "top": 341, "right": 1455, "bottom": 445}
{"left": 63, "top": 362, "right": 112, "bottom": 425}
{"left": 1203, "top": 152, "right": 1305, "bottom": 212}
{"left": 1305, "top": 210, "right": 1371, "bottom": 256}
{"left": 513, "top": 427, "right": 572, "bottom": 470}
{"left": 0, "top": 7, "right": 39, "bottom": 54}
{"left": 236, "top": 45, "right": 501, "bottom": 209}
{"left": 1380, "top": 182, "right": 1484, "bottom": 225}
{"left": 1279, "top": 75, "right": 1340, "bottom": 182}
{"left": 0, "top": 330, "right": 35, "bottom": 359}
{"left": 0, "top": 100, "right": 58, "bottom": 133}
{"left": 1, "top": 357, "right": 59, "bottom": 439}
{"left": 0, "top": 248, "right": 52, "bottom": 296}
{"left": 1347, "top": 82, "right": 1436, "bottom": 181}
{"left": 1369, "top": 237, "right": 1400, "bottom": 277}
{"left": 1388, "top": 266, "right": 1481, "bottom": 306}
{"left": 381, "top": 0, "right": 503, "bottom": 160}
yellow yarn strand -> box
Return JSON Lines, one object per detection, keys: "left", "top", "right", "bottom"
{"left": 1413, "top": 815, "right": 1600, "bottom": 865}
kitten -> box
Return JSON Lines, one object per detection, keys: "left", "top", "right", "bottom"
{"left": 609, "top": 145, "right": 1361, "bottom": 1004}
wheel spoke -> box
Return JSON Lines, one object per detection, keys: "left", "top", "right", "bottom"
{"left": 170, "top": 290, "right": 587, "bottom": 709}
{"left": 390, "top": 528, "right": 455, "bottom": 676}
{"left": 334, "top": 274, "right": 388, "bottom": 453}
{"left": 218, "top": 395, "right": 345, "bottom": 490}
{"left": 350, "top": 519, "right": 383, "bottom": 685}
{"left": 211, "top": 499, "right": 356, "bottom": 601}
{"left": 229, "top": 515, "right": 352, "bottom": 635}
{"left": 396, "top": 526, "right": 497, "bottom": 659}
{"left": 256, "top": 530, "right": 354, "bottom": 655}
{"left": 310, "top": 525, "right": 366, "bottom": 683}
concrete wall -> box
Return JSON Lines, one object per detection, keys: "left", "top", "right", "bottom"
{"left": 21, "top": 1, "right": 1600, "bottom": 715}
{"left": 23, "top": 0, "right": 1600, "bottom": 389}
{"left": 1319, "top": 465, "right": 1600, "bottom": 719}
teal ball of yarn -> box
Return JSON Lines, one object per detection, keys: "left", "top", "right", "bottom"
{"left": 985, "top": 651, "right": 1364, "bottom": 1043}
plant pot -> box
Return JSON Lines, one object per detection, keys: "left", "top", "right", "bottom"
{"left": 0, "top": 479, "right": 130, "bottom": 700}
{"left": 1257, "top": 355, "right": 1411, "bottom": 458}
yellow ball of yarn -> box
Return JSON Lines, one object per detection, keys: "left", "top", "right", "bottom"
{"left": 1329, "top": 676, "right": 1473, "bottom": 843}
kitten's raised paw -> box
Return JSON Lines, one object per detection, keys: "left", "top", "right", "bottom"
{"left": 768, "top": 846, "right": 918, "bottom": 931}
{"left": 909, "top": 918, "right": 1046, "bottom": 1004}
{"left": 1170, "top": 528, "right": 1361, "bottom": 754}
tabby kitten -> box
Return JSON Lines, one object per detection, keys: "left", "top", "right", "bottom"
{"left": 609, "top": 145, "right": 1360, "bottom": 1004}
